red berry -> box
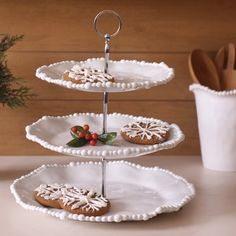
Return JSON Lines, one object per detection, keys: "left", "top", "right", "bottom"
{"left": 83, "top": 124, "right": 89, "bottom": 131}
{"left": 91, "top": 133, "right": 98, "bottom": 140}
{"left": 71, "top": 127, "right": 77, "bottom": 132}
{"left": 85, "top": 133, "right": 92, "bottom": 140}
{"left": 90, "top": 139, "right": 97, "bottom": 146}
{"left": 79, "top": 132, "right": 85, "bottom": 138}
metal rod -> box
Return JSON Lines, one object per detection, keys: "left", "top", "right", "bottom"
{"left": 102, "top": 34, "right": 110, "bottom": 134}
{"left": 101, "top": 157, "right": 106, "bottom": 196}
{"left": 104, "top": 34, "right": 110, "bottom": 73}
{"left": 102, "top": 92, "right": 108, "bottom": 134}
{"left": 101, "top": 34, "right": 110, "bottom": 197}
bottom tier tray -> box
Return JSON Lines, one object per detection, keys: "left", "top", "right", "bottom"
{"left": 10, "top": 161, "right": 195, "bottom": 223}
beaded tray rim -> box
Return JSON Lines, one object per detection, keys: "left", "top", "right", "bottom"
{"left": 10, "top": 160, "right": 195, "bottom": 223}
{"left": 35, "top": 58, "right": 174, "bottom": 93}
{"left": 25, "top": 112, "right": 185, "bottom": 159}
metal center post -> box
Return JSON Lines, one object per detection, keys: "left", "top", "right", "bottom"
{"left": 93, "top": 10, "right": 122, "bottom": 197}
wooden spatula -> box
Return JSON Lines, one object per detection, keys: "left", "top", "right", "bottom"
{"left": 189, "top": 49, "right": 221, "bottom": 91}
{"left": 221, "top": 43, "right": 236, "bottom": 90}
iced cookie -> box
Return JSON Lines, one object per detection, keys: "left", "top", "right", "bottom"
{"left": 59, "top": 187, "right": 110, "bottom": 216}
{"left": 34, "top": 183, "right": 74, "bottom": 209}
{"left": 120, "top": 120, "right": 170, "bottom": 145}
{"left": 63, "top": 65, "right": 115, "bottom": 84}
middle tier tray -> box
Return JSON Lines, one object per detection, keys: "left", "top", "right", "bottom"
{"left": 26, "top": 113, "right": 184, "bottom": 159}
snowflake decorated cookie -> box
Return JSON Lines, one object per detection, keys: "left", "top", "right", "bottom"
{"left": 59, "top": 187, "right": 110, "bottom": 216}
{"left": 34, "top": 184, "right": 110, "bottom": 216}
{"left": 34, "top": 183, "right": 76, "bottom": 209}
{"left": 120, "top": 121, "right": 170, "bottom": 145}
{"left": 63, "top": 65, "right": 115, "bottom": 84}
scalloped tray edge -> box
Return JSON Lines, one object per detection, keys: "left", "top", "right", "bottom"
{"left": 25, "top": 112, "right": 185, "bottom": 159}
{"left": 35, "top": 58, "right": 175, "bottom": 92}
{"left": 10, "top": 160, "right": 195, "bottom": 223}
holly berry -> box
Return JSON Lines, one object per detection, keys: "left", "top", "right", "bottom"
{"left": 79, "top": 132, "right": 85, "bottom": 138}
{"left": 83, "top": 124, "right": 89, "bottom": 131}
{"left": 71, "top": 127, "right": 77, "bottom": 132}
{"left": 85, "top": 133, "right": 92, "bottom": 140}
{"left": 91, "top": 133, "right": 98, "bottom": 140}
{"left": 89, "top": 139, "right": 97, "bottom": 146}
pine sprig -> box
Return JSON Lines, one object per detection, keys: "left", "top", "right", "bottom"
{"left": 0, "top": 34, "right": 24, "bottom": 52}
{"left": 0, "top": 34, "right": 36, "bottom": 108}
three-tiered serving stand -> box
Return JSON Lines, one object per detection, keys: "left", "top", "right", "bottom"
{"left": 10, "top": 10, "right": 195, "bottom": 223}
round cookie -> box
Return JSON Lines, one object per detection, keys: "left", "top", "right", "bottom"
{"left": 63, "top": 65, "right": 115, "bottom": 84}
{"left": 120, "top": 121, "right": 170, "bottom": 145}
{"left": 34, "top": 183, "right": 74, "bottom": 209}
{"left": 59, "top": 187, "right": 110, "bottom": 216}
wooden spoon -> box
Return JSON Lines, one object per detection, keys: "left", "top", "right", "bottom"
{"left": 189, "top": 49, "right": 221, "bottom": 91}
{"left": 221, "top": 43, "right": 236, "bottom": 90}
{"left": 214, "top": 46, "right": 225, "bottom": 88}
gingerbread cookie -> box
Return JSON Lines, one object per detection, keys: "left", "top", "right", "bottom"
{"left": 120, "top": 121, "right": 170, "bottom": 145}
{"left": 63, "top": 65, "right": 115, "bottom": 84}
{"left": 34, "top": 183, "right": 74, "bottom": 209}
{"left": 59, "top": 187, "right": 110, "bottom": 216}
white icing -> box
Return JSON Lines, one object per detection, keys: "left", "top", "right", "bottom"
{"left": 60, "top": 188, "right": 108, "bottom": 212}
{"left": 121, "top": 121, "right": 169, "bottom": 140}
{"left": 34, "top": 183, "right": 73, "bottom": 200}
{"left": 65, "top": 65, "right": 114, "bottom": 83}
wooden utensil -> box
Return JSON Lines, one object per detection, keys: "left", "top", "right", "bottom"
{"left": 214, "top": 46, "right": 225, "bottom": 87}
{"left": 221, "top": 43, "right": 236, "bottom": 90}
{"left": 189, "top": 49, "right": 221, "bottom": 91}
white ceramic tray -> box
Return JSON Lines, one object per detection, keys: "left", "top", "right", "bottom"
{"left": 10, "top": 161, "right": 195, "bottom": 223}
{"left": 25, "top": 113, "right": 184, "bottom": 159}
{"left": 35, "top": 58, "right": 174, "bottom": 93}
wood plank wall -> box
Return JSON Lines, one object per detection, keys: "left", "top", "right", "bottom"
{"left": 0, "top": 0, "right": 235, "bottom": 155}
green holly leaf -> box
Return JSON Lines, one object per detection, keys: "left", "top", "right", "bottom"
{"left": 66, "top": 138, "right": 88, "bottom": 147}
{"left": 98, "top": 132, "right": 117, "bottom": 144}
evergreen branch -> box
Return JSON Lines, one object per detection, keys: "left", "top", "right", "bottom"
{"left": 0, "top": 34, "right": 36, "bottom": 108}
{"left": 0, "top": 85, "right": 35, "bottom": 108}
{"left": 0, "top": 34, "right": 24, "bottom": 52}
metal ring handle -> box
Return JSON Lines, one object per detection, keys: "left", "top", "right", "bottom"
{"left": 93, "top": 10, "right": 122, "bottom": 38}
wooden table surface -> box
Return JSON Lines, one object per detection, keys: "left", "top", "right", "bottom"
{"left": 1, "top": 155, "right": 236, "bottom": 236}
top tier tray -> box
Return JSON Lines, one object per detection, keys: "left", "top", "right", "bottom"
{"left": 36, "top": 58, "right": 174, "bottom": 93}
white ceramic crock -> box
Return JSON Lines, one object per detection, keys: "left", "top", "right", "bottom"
{"left": 190, "top": 83, "right": 236, "bottom": 171}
